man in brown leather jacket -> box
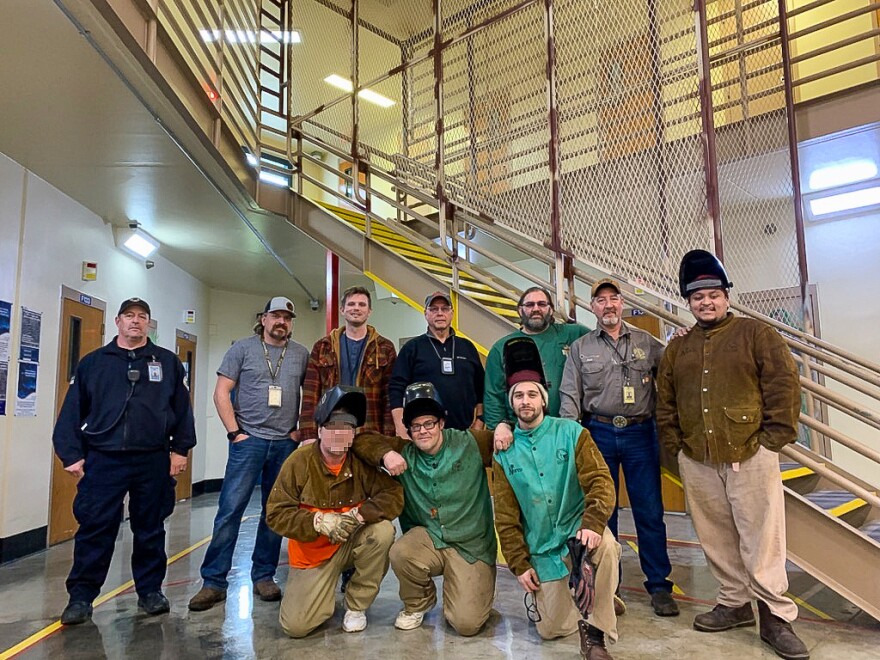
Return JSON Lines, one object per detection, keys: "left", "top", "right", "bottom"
{"left": 266, "top": 386, "right": 403, "bottom": 638}
{"left": 656, "top": 250, "right": 809, "bottom": 660}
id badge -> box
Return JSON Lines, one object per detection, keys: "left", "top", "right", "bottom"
{"left": 148, "top": 362, "right": 163, "bottom": 383}
{"left": 268, "top": 385, "right": 283, "bottom": 408}
{"left": 623, "top": 386, "right": 636, "bottom": 404}
{"left": 441, "top": 357, "right": 454, "bottom": 375}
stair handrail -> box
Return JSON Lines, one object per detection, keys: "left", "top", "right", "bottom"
{"left": 782, "top": 443, "right": 880, "bottom": 510}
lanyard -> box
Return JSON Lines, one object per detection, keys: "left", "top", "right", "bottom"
{"left": 261, "top": 339, "right": 289, "bottom": 384}
{"left": 601, "top": 333, "right": 630, "bottom": 382}
{"left": 427, "top": 334, "right": 455, "bottom": 361}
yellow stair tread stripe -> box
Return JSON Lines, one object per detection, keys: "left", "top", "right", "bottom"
{"left": 781, "top": 467, "right": 814, "bottom": 481}
{"left": 828, "top": 498, "right": 867, "bottom": 517}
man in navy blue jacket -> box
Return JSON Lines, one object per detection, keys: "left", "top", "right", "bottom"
{"left": 53, "top": 298, "right": 196, "bottom": 625}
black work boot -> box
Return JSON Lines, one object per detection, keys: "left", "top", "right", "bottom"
{"left": 60, "top": 600, "right": 93, "bottom": 625}
{"left": 578, "top": 620, "right": 613, "bottom": 660}
{"left": 757, "top": 601, "right": 810, "bottom": 660}
{"left": 693, "top": 602, "right": 756, "bottom": 632}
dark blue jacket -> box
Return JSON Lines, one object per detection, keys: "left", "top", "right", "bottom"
{"left": 53, "top": 338, "right": 196, "bottom": 466}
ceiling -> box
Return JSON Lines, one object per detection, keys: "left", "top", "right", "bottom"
{"left": 0, "top": 0, "right": 332, "bottom": 299}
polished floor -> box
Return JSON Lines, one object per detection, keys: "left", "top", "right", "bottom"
{"left": 1, "top": 492, "right": 878, "bottom": 659}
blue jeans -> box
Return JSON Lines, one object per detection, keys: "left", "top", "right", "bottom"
{"left": 200, "top": 436, "right": 296, "bottom": 590}
{"left": 586, "top": 418, "right": 673, "bottom": 594}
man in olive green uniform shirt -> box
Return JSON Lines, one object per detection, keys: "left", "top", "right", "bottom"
{"left": 355, "top": 383, "right": 497, "bottom": 635}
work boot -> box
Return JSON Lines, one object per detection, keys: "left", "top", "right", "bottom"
{"left": 60, "top": 600, "right": 93, "bottom": 625}
{"left": 650, "top": 590, "right": 680, "bottom": 617}
{"left": 188, "top": 586, "right": 227, "bottom": 611}
{"left": 253, "top": 580, "right": 281, "bottom": 602}
{"left": 693, "top": 602, "right": 756, "bottom": 632}
{"left": 137, "top": 592, "right": 170, "bottom": 616}
{"left": 578, "top": 620, "right": 614, "bottom": 660}
{"left": 757, "top": 601, "right": 810, "bottom": 660}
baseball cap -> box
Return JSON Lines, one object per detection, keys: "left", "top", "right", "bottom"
{"left": 264, "top": 296, "right": 296, "bottom": 317}
{"left": 117, "top": 297, "right": 151, "bottom": 316}
{"left": 424, "top": 291, "right": 452, "bottom": 308}
{"left": 591, "top": 278, "right": 621, "bottom": 298}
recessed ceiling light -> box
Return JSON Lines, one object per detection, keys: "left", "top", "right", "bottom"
{"left": 808, "top": 159, "right": 877, "bottom": 191}
{"left": 114, "top": 227, "right": 160, "bottom": 259}
{"left": 323, "top": 74, "right": 395, "bottom": 108}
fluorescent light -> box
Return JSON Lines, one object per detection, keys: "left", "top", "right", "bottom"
{"left": 808, "top": 159, "right": 877, "bottom": 191}
{"left": 259, "top": 170, "right": 290, "bottom": 187}
{"left": 114, "top": 226, "right": 160, "bottom": 259}
{"left": 323, "top": 74, "right": 395, "bottom": 108}
{"left": 324, "top": 74, "right": 354, "bottom": 92}
{"left": 199, "top": 29, "right": 301, "bottom": 44}
{"left": 809, "top": 186, "right": 880, "bottom": 217}
{"left": 245, "top": 152, "right": 258, "bottom": 167}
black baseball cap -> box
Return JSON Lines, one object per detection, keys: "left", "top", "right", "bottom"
{"left": 117, "top": 297, "right": 151, "bottom": 316}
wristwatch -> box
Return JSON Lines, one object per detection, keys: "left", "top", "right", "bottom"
{"left": 227, "top": 429, "right": 245, "bottom": 441}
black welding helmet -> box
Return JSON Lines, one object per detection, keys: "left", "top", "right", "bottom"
{"left": 503, "top": 336, "right": 547, "bottom": 388}
{"left": 678, "top": 249, "right": 733, "bottom": 298}
{"left": 402, "top": 382, "right": 446, "bottom": 427}
{"left": 314, "top": 385, "right": 367, "bottom": 428}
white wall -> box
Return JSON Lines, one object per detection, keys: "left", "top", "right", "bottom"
{"left": 0, "top": 153, "right": 211, "bottom": 540}
{"left": 805, "top": 211, "right": 880, "bottom": 485}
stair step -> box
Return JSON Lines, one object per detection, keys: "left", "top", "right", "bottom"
{"left": 805, "top": 490, "right": 868, "bottom": 517}
{"left": 860, "top": 521, "right": 880, "bottom": 542}
{"left": 781, "top": 466, "right": 814, "bottom": 481}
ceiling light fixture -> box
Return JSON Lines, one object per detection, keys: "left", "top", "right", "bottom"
{"left": 323, "top": 74, "right": 395, "bottom": 108}
{"left": 200, "top": 29, "right": 301, "bottom": 44}
{"left": 114, "top": 226, "right": 160, "bottom": 259}
{"left": 808, "top": 159, "right": 877, "bottom": 191}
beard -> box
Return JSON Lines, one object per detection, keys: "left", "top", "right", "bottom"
{"left": 515, "top": 406, "right": 541, "bottom": 424}
{"left": 600, "top": 314, "right": 620, "bottom": 327}
{"left": 522, "top": 311, "right": 551, "bottom": 332}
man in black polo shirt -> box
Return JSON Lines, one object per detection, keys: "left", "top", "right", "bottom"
{"left": 389, "top": 291, "right": 485, "bottom": 435}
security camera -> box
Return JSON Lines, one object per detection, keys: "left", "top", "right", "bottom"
{"left": 145, "top": 260, "right": 155, "bottom": 270}
{"left": 309, "top": 298, "right": 320, "bottom": 312}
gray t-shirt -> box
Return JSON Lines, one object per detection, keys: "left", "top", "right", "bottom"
{"left": 218, "top": 334, "right": 309, "bottom": 440}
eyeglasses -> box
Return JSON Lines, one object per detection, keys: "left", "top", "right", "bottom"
{"left": 520, "top": 301, "right": 550, "bottom": 309}
{"left": 524, "top": 592, "right": 542, "bottom": 623}
{"left": 427, "top": 306, "right": 452, "bottom": 314}
{"left": 410, "top": 419, "right": 439, "bottom": 432}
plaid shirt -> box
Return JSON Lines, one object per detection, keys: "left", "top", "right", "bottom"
{"left": 300, "top": 325, "right": 397, "bottom": 440}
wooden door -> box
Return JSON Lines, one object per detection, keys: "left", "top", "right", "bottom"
{"left": 49, "top": 297, "right": 105, "bottom": 545}
{"left": 174, "top": 331, "right": 197, "bottom": 500}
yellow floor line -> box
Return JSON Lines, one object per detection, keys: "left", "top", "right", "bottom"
{"left": 0, "top": 516, "right": 253, "bottom": 660}
{"left": 624, "top": 540, "right": 685, "bottom": 595}
{"left": 786, "top": 592, "right": 833, "bottom": 620}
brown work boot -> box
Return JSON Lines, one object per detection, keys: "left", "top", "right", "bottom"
{"left": 188, "top": 586, "right": 227, "bottom": 611}
{"left": 253, "top": 580, "right": 282, "bottom": 602}
{"left": 693, "top": 602, "right": 755, "bottom": 632}
{"left": 578, "top": 620, "right": 614, "bottom": 660}
{"left": 757, "top": 601, "right": 810, "bottom": 660}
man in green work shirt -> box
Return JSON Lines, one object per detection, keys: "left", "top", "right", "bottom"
{"left": 485, "top": 286, "right": 589, "bottom": 447}
{"left": 354, "top": 382, "right": 499, "bottom": 635}
{"left": 493, "top": 338, "right": 619, "bottom": 660}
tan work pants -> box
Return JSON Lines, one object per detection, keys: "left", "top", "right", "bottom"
{"left": 534, "top": 527, "right": 620, "bottom": 643}
{"left": 279, "top": 520, "right": 395, "bottom": 638}
{"left": 389, "top": 526, "right": 496, "bottom": 636}
{"left": 679, "top": 447, "right": 798, "bottom": 621}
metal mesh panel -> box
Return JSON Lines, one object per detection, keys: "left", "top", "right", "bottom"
{"left": 442, "top": 1, "right": 551, "bottom": 246}
{"left": 290, "top": 0, "right": 353, "bottom": 156}
{"left": 555, "top": 0, "right": 712, "bottom": 299}
{"left": 707, "top": 0, "right": 802, "bottom": 327}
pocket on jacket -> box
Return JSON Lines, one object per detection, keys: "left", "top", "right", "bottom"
{"left": 580, "top": 361, "right": 605, "bottom": 391}
{"left": 722, "top": 406, "right": 761, "bottom": 445}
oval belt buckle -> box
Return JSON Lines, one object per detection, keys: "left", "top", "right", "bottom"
{"left": 612, "top": 415, "right": 628, "bottom": 429}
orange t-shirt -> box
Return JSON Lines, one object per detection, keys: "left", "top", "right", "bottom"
{"left": 287, "top": 462, "right": 361, "bottom": 569}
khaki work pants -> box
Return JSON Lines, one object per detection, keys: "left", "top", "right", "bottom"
{"left": 534, "top": 527, "right": 620, "bottom": 643}
{"left": 679, "top": 447, "right": 798, "bottom": 621}
{"left": 279, "top": 520, "right": 395, "bottom": 638}
{"left": 389, "top": 526, "right": 496, "bottom": 636}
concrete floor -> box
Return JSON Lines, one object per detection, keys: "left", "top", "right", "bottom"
{"left": 1, "top": 492, "right": 878, "bottom": 659}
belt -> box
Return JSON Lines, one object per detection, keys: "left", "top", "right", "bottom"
{"left": 591, "top": 414, "right": 652, "bottom": 429}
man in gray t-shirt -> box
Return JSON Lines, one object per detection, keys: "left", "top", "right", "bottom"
{"left": 189, "top": 296, "right": 309, "bottom": 612}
